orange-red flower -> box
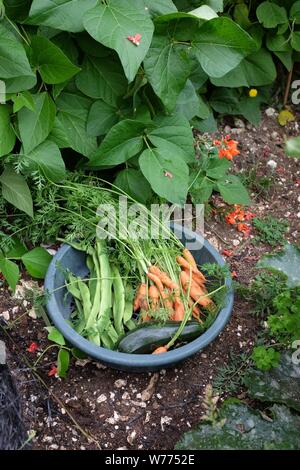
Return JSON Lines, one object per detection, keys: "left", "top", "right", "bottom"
{"left": 214, "top": 135, "right": 240, "bottom": 161}
{"left": 48, "top": 365, "right": 58, "bottom": 377}
{"left": 237, "top": 223, "right": 251, "bottom": 237}
{"left": 27, "top": 342, "right": 38, "bottom": 353}
{"left": 222, "top": 249, "right": 233, "bottom": 257}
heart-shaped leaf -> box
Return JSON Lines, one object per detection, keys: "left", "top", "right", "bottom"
{"left": 0, "top": 167, "right": 33, "bottom": 217}
{"left": 22, "top": 247, "right": 52, "bottom": 279}
{"left": 18, "top": 92, "right": 56, "bottom": 153}
{"left": 0, "top": 258, "right": 19, "bottom": 292}
{"left": 31, "top": 35, "right": 80, "bottom": 84}
{"left": 83, "top": 0, "right": 154, "bottom": 82}
{"left": 23, "top": 140, "right": 66, "bottom": 182}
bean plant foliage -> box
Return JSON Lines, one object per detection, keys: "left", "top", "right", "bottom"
{"left": 0, "top": 0, "right": 298, "bottom": 215}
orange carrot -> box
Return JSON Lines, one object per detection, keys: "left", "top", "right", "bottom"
{"left": 182, "top": 248, "right": 197, "bottom": 269}
{"left": 152, "top": 346, "right": 168, "bottom": 355}
{"left": 149, "top": 266, "right": 179, "bottom": 291}
{"left": 177, "top": 254, "right": 206, "bottom": 283}
{"left": 149, "top": 285, "right": 160, "bottom": 311}
{"left": 180, "top": 271, "right": 212, "bottom": 309}
{"left": 172, "top": 296, "right": 185, "bottom": 321}
{"left": 147, "top": 273, "right": 173, "bottom": 314}
{"left": 133, "top": 283, "right": 147, "bottom": 311}
{"left": 183, "top": 269, "right": 206, "bottom": 288}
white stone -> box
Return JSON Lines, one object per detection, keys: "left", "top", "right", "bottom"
{"left": 97, "top": 394, "right": 107, "bottom": 404}
{"left": 267, "top": 159, "right": 277, "bottom": 170}
{"left": 114, "top": 379, "right": 127, "bottom": 389}
{"left": 265, "top": 107, "right": 276, "bottom": 117}
{"left": 232, "top": 239, "right": 240, "bottom": 247}
{"left": 0, "top": 311, "right": 10, "bottom": 321}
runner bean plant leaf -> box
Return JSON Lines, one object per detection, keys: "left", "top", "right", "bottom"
{"left": 0, "top": 0, "right": 297, "bottom": 213}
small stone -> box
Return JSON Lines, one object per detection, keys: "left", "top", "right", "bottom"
{"left": 11, "top": 306, "right": 19, "bottom": 314}
{"left": 127, "top": 430, "right": 137, "bottom": 446}
{"left": 161, "top": 416, "right": 172, "bottom": 432}
{"left": 297, "top": 195, "right": 300, "bottom": 203}
{"left": 0, "top": 311, "right": 10, "bottom": 321}
{"left": 61, "top": 408, "right": 66, "bottom": 415}
{"left": 122, "top": 391, "right": 130, "bottom": 400}
{"left": 232, "top": 239, "right": 240, "bottom": 247}
{"left": 271, "top": 131, "right": 279, "bottom": 139}
{"left": 234, "top": 118, "right": 245, "bottom": 128}
{"left": 97, "top": 394, "right": 107, "bottom": 404}
{"left": 265, "top": 107, "right": 276, "bottom": 117}
{"left": 297, "top": 213, "right": 300, "bottom": 219}
{"left": 23, "top": 300, "right": 29, "bottom": 307}
{"left": 267, "top": 159, "right": 277, "bottom": 170}
{"left": 28, "top": 308, "right": 37, "bottom": 319}
{"left": 114, "top": 379, "right": 127, "bottom": 389}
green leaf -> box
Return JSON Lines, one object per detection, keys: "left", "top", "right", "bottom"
{"left": 75, "top": 56, "right": 127, "bottom": 105}
{"left": 189, "top": 175, "right": 214, "bottom": 203}
{"left": 211, "top": 49, "right": 277, "bottom": 87}
{"left": 0, "top": 258, "right": 19, "bottom": 292}
{"left": 57, "top": 348, "right": 70, "bottom": 378}
{"left": 256, "top": 1, "right": 288, "bottom": 29}
{"left": 210, "top": 88, "right": 241, "bottom": 115}
{"left": 21, "top": 247, "right": 52, "bottom": 279}
{"left": 286, "top": 136, "right": 300, "bottom": 158}
{"left": 55, "top": 92, "right": 97, "bottom": 158}
{"left": 31, "top": 35, "right": 80, "bottom": 84}
{"left": 176, "top": 402, "right": 300, "bottom": 450}
{"left": 189, "top": 5, "right": 218, "bottom": 20}
{"left": 239, "top": 95, "right": 263, "bottom": 125}
{"left": 245, "top": 352, "right": 300, "bottom": 412}
{"left": 290, "top": 1, "right": 300, "bottom": 24}
{"left": 144, "top": 30, "right": 192, "bottom": 111}
{"left": 23, "top": 140, "right": 66, "bottom": 182}
{"left": 0, "top": 21, "right": 36, "bottom": 93}
{"left": 0, "top": 166, "right": 33, "bottom": 217}
{"left": 46, "top": 326, "right": 66, "bottom": 346}
{"left": 88, "top": 120, "right": 146, "bottom": 168}
{"left": 273, "top": 51, "right": 293, "bottom": 71}
{"left": 267, "top": 34, "right": 292, "bottom": 52}
{"left": 27, "top": 0, "right": 98, "bottom": 33}
{"left": 206, "top": 158, "right": 231, "bottom": 179}
{"left": 12, "top": 91, "right": 35, "bottom": 113}
{"left": 143, "top": 0, "right": 177, "bottom": 17}
{"left": 251, "top": 346, "right": 281, "bottom": 371}
{"left": 18, "top": 92, "right": 56, "bottom": 154}
{"left": 139, "top": 141, "right": 189, "bottom": 206}
{"left": 257, "top": 244, "right": 300, "bottom": 288}
{"left": 175, "top": 80, "right": 210, "bottom": 120}
{"left": 83, "top": 0, "right": 154, "bottom": 82}
{"left": 193, "top": 17, "right": 257, "bottom": 78}
{"left": 87, "top": 100, "right": 119, "bottom": 137}
{"left": 291, "top": 31, "right": 300, "bottom": 51}
{"left": 114, "top": 169, "right": 153, "bottom": 204}
{"left": 0, "top": 105, "right": 16, "bottom": 157}
{"left": 233, "top": 3, "right": 252, "bottom": 29}
{"left": 149, "top": 114, "right": 195, "bottom": 163}
{"left": 5, "top": 238, "right": 27, "bottom": 260}
{"left": 217, "top": 175, "right": 250, "bottom": 205}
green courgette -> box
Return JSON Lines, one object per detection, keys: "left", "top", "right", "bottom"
{"left": 116, "top": 321, "right": 204, "bottom": 354}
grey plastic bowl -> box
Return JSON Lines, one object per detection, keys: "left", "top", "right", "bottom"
{"left": 44, "top": 226, "right": 234, "bottom": 372}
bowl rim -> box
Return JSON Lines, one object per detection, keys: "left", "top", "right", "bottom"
{"left": 45, "top": 227, "right": 234, "bottom": 370}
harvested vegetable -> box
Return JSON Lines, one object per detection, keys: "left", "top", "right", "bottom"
{"left": 116, "top": 321, "right": 204, "bottom": 354}
{"left": 59, "top": 182, "right": 225, "bottom": 354}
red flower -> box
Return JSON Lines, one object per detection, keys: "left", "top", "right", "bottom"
{"left": 222, "top": 249, "right": 233, "bottom": 257}
{"left": 214, "top": 135, "right": 240, "bottom": 161}
{"left": 127, "top": 33, "right": 141, "bottom": 46}
{"left": 225, "top": 214, "right": 236, "bottom": 225}
{"left": 27, "top": 342, "right": 38, "bottom": 354}
{"left": 231, "top": 271, "right": 238, "bottom": 279}
{"left": 237, "top": 223, "right": 251, "bottom": 237}
{"left": 48, "top": 365, "right": 58, "bottom": 377}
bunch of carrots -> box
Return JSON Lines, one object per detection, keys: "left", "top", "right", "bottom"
{"left": 133, "top": 248, "right": 214, "bottom": 327}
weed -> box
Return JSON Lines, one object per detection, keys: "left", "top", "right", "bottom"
{"left": 213, "top": 350, "right": 252, "bottom": 395}
{"left": 236, "top": 271, "right": 287, "bottom": 317}
{"left": 241, "top": 167, "right": 274, "bottom": 199}
{"left": 253, "top": 216, "right": 289, "bottom": 247}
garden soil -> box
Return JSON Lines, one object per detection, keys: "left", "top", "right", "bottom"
{"left": 0, "top": 111, "right": 299, "bottom": 450}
